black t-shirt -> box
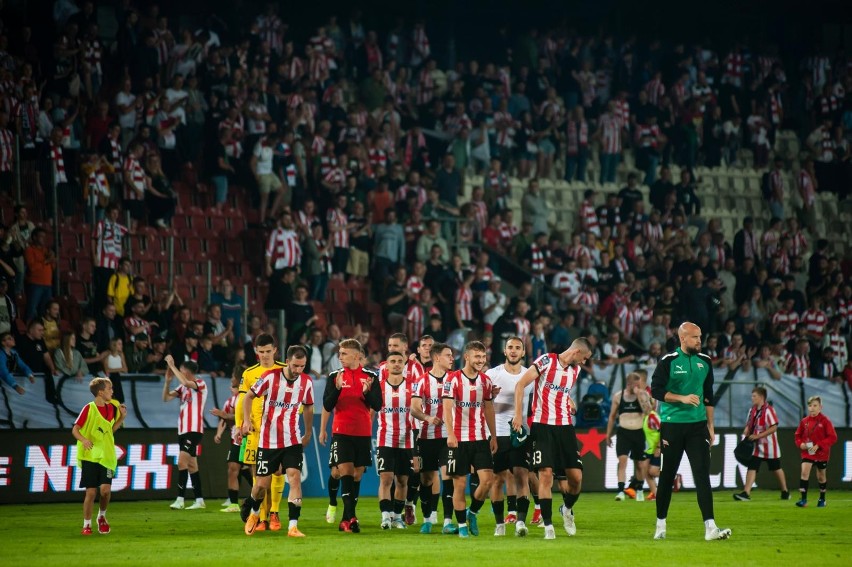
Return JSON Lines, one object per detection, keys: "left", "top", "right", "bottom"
{"left": 17, "top": 335, "right": 48, "bottom": 373}
{"left": 618, "top": 187, "right": 643, "bottom": 219}
{"left": 348, "top": 215, "right": 370, "bottom": 251}
{"left": 385, "top": 281, "right": 408, "bottom": 315}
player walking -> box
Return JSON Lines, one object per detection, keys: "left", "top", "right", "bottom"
{"left": 376, "top": 351, "right": 415, "bottom": 529}
{"left": 163, "top": 356, "right": 208, "bottom": 510}
{"left": 651, "top": 322, "right": 731, "bottom": 541}
{"left": 606, "top": 372, "right": 653, "bottom": 501}
{"left": 442, "top": 341, "right": 498, "bottom": 538}
{"left": 486, "top": 337, "right": 532, "bottom": 536}
{"left": 242, "top": 346, "right": 314, "bottom": 537}
{"left": 512, "top": 338, "right": 591, "bottom": 540}
{"left": 320, "top": 338, "right": 382, "bottom": 533}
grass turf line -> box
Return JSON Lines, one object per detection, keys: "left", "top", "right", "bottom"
{"left": 4, "top": 492, "right": 850, "bottom": 566}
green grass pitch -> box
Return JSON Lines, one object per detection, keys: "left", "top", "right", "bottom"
{"left": 4, "top": 492, "right": 849, "bottom": 566}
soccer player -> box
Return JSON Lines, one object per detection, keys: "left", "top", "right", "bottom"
{"left": 235, "top": 334, "right": 287, "bottom": 530}
{"left": 415, "top": 334, "right": 434, "bottom": 370}
{"left": 320, "top": 338, "right": 382, "bottom": 533}
{"left": 72, "top": 377, "right": 127, "bottom": 535}
{"left": 606, "top": 372, "right": 653, "bottom": 501}
{"left": 376, "top": 351, "right": 414, "bottom": 529}
{"left": 512, "top": 338, "right": 591, "bottom": 540}
{"left": 242, "top": 346, "right": 314, "bottom": 536}
{"left": 411, "top": 342, "right": 456, "bottom": 534}
{"left": 733, "top": 386, "right": 790, "bottom": 501}
{"left": 442, "top": 341, "right": 498, "bottom": 538}
{"left": 793, "top": 396, "right": 838, "bottom": 507}
{"left": 487, "top": 336, "right": 532, "bottom": 536}
{"left": 212, "top": 377, "right": 253, "bottom": 512}
{"left": 163, "top": 355, "right": 209, "bottom": 510}
{"left": 382, "top": 332, "right": 424, "bottom": 524}
{"left": 651, "top": 322, "right": 731, "bottom": 541}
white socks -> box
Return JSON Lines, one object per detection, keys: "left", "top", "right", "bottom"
{"left": 656, "top": 518, "right": 667, "bottom": 529}
{"left": 704, "top": 519, "right": 717, "bottom": 531}
{"left": 289, "top": 520, "right": 298, "bottom": 529}
{"left": 83, "top": 519, "right": 92, "bottom": 528}
{"left": 97, "top": 510, "right": 106, "bottom": 519}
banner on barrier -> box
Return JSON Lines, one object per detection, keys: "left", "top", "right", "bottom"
{"left": 1, "top": 425, "right": 849, "bottom": 504}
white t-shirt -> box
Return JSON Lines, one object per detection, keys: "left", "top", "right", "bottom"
{"left": 247, "top": 102, "right": 268, "bottom": 134}
{"left": 115, "top": 91, "right": 137, "bottom": 129}
{"left": 486, "top": 363, "right": 530, "bottom": 437}
{"left": 253, "top": 141, "right": 274, "bottom": 175}
{"left": 165, "top": 88, "right": 188, "bottom": 124}
{"left": 480, "top": 290, "right": 507, "bottom": 325}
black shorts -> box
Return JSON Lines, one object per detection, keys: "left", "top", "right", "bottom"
{"left": 417, "top": 437, "right": 447, "bottom": 472}
{"left": 530, "top": 423, "right": 583, "bottom": 472}
{"left": 747, "top": 456, "right": 781, "bottom": 472}
{"left": 227, "top": 443, "right": 243, "bottom": 463}
{"left": 329, "top": 434, "right": 372, "bottom": 468}
{"left": 179, "top": 432, "right": 203, "bottom": 457}
{"left": 332, "top": 247, "right": 349, "bottom": 274}
{"left": 649, "top": 454, "right": 661, "bottom": 468}
{"left": 616, "top": 427, "right": 649, "bottom": 461}
{"left": 801, "top": 458, "right": 828, "bottom": 470}
{"left": 376, "top": 447, "right": 413, "bottom": 476}
{"left": 445, "top": 440, "right": 493, "bottom": 476}
{"left": 493, "top": 436, "right": 529, "bottom": 472}
{"left": 79, "top": 460, "right": 114, "bottom": 489}
{"left": 256, "top": 445, "right": 304, "bottom": 476}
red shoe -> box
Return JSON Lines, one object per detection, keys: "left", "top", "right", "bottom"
{"left": 81, "top": 526, "right": 93, "bottom": 536}
{"left": 403, "top": 504, "right": 416, "bottom": 525}
{"left": 647, "top": 493, "right": 656, "bottom": 501}
{"left": 504, "top": 512, "right": 517, "bottom": 524}
{"left": 339, "top": 519, "right": 352, "bottom": 532}
{"left": 255, "top": 521, "right": 268, "bottom": 532}
{"left": 97, "top": 516, "right": 110, "bottom": 535}
{"left": 624, "top": 488, "right": 637, "bottom": 500}
{"left": 530, "top": 509, "right": 542, "bottom": 525}
{"left": 269, "top": 512, "right": 281, "bottom": 531}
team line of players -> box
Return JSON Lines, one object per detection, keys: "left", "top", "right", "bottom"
{"left": 225, "top": 332, "right": 591, "bottom": 539}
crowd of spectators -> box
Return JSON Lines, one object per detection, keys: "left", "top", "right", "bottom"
{"left": 0, "top": 1, "right": 850, "bottom": 405}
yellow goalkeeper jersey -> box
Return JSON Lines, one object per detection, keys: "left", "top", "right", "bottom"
{"left": 234, "top": 361, "right": 287, "bottom": 430}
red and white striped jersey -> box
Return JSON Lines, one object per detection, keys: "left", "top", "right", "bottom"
{"left": 599, "top": 113, "right": 622, "bottom": 154}
{"left": 565, "top": 120, "right": 589, "bottom": 155}
{"left": 376, "top": 375, "right": 414, "bottom": 449}
{"left": 442, "top": 370, "right": 493, "bottom": 442}
{"left": 746, "top": 403, "right": 780, "bottom": 459}
{"left": 785, "top": 353, "right": 810, "bottom": 379}
{"left": 552, "top": 271, "right": 581, "bottom": 298}
{"left": 175, "top": 379, "right": 208, "bottom": 435}
{"left": 455, "top": 287, "right": 473, "bottom": 321}
{"left": 470, "top": 200, "right": 488, "bottom": 229}
{"left": 327, "top": 208, "right": 349, "bottom": 248}
{"left": 761, "top": 229, "right": 781, "bottom": 259}
{"left": 643, "top": 222, "right": 663, "bottom": 247}
{"left": 123, "top": 155, "right": 145, "bottom": 199}
{"left": 405, "top": 275, "right": 424, "bottom": 297}
{"left": 416, "top": 67, "right": 434, "bottom": 106}
{"left": 412, "top": 371, "right": 446, "bottom": 439}
{"left": 255, "top": 14, "right": 284, "bottom": 54}
{"left": 498, "top": 222, "right": 519, "bottom": 244}
{"left": 222, "top": 394, "right": 239, "bottom": 444}
{"left": 771, "top": 310, "right": 799, "bottom": 341}
{"left": 614, "top": 99, "right": 630, "bottom": 130}
{"left": 395, "top": 183, "right": 427, "bottom": 211}
{"left": 406, "top": 304, "right": 427, "bottom": 340}
{"left": 0, "top": 128, "right": 13, "bottom": 172}
{"left": 529, "top": 353, "right": 579, "bottom": 426}
{"left": 798, "top": 170, "right": 816, "bottom": 207}
{"left": 93, "top": 220, "right": 128, "bottom": 270}
{"left": 251, "top": 369, "right": 313, "bottom": 449}
{"left": 513, "top": 317, "right": 531, "bottom": 340}
{"left": 785, "top": 229, "right": 807, "bottom": 259}
{"left": 50, "top": 143, "right": 68, "bottom": 183}
{"left": 617, "top": 305, "right": 646, "bottom": 338}
{"left": 823, "top": 332, "right": 848, "bottom": 368}
{"left": 579, "top": 201, "right": 600, "bottom": 235}
{"left": 645, "top": 78, "right": 665, "bottom": 106}
{"left": 380, "top": 359, "right": 427, "bottom": 387}
{"left": 265, "top": 227, "right": 302, "bottom": 269}
{"left": 801, "top": 309, "right": 827, "bottom": 339}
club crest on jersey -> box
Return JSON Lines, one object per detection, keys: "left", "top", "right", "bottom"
{"left": 697, "top": 362, "right": 704, "bottom": 369}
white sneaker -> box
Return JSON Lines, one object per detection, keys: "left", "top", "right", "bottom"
{"left": 221, "top": 499, "right": 232, "bottom": 507}
{"left": 170, "top": 498, "right": 184, "bottom": 510}
{"left": 380, "top": 518, "right": 391, "bottom": 530}
{"left": 494, "top": 524, "right": 506, "bottom": 536}
{"left": 636, "top": 491, "right": 645, "bottom": 502}
{"left": 654, "top": 527, "right": 666, "bottom": 540}
{"left": 221, "top": 504, "right": 240, "bottom": 513}
{"left": 544, "top": 525, "right": 556, "bottom": 540}
{"left": 325, "top": 505, "right": 337, "bottom": 523}
{"left": 391, "top": 519, "right": 406, "bottom": 529}
{"left": 186, "top": 500, "right": 206, "bottom": 510}
{"left": 705, "top": 527, "right": 732, "bottom": 541}
{"left": 615, "top": 491, "right": 626, "bottom": 501}
{"left": 515, "top": 521, "right": 528, "bottom": 537}
{"left": 560, "top": 505, "right": 576, "bottom": 536}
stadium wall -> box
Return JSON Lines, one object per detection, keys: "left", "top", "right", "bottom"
{"left": 2, "top": 426, "right": 850, "bottom": 504}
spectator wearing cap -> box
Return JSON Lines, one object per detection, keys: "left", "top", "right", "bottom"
{"left": 125, "top": 332, "right": 152, "bottom": 373}
{"left": 171, "top": 330, "right": 199, "bottom": 364}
